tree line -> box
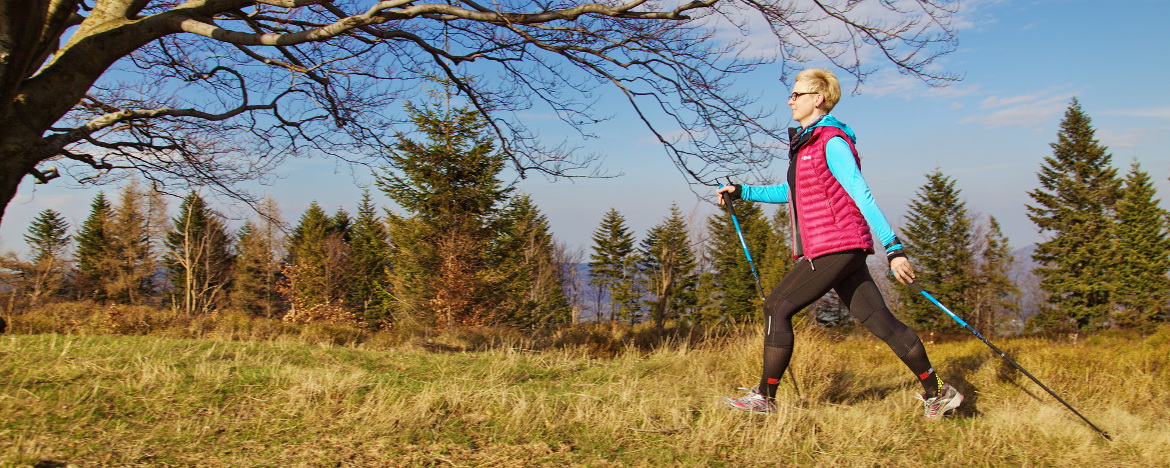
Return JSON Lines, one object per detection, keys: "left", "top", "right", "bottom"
{"left": 5, "top": 99, "right": 1168, "bottom": 334}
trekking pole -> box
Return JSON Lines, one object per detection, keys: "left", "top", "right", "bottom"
{"left": 904, "top": 280, "right": 1112, "bottom": 440}
{"left": 720, "top": 183, "right": 801, "bottom": 400}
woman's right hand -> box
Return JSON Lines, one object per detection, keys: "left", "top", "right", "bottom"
{"left": 716, "top": 185, "right": 737, "bottom": 206}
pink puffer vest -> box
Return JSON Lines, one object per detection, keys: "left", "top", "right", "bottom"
{"left": 789, "top": 126, "right": 874, "bottom": 260}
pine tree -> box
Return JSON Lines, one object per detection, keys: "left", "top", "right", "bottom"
{"left": 1026, "top": 99, "right": 1121, "bottom": 331}
{"left": 493, "top": 194, "right": 571, "bottom": 328}
{"left": 232, "top": 197, "right": 286, "bottom": 318}
{"left": 104, "top": 181, "right": 158, "bottom": 305}
{"left": 376, "top": 101, "right": 510, "bottom": 326}
{"left": 698, "top": 200, "right": 770, "bottom": 323}
{"left": 639, "top": 203, "right": 698, "bottom": 332}
{"left": 970, "top": 216, "right": 1019, "bottom": 336}
{"left": 347, "top": 190, "right": 391, "bottom": 327}
{"left": 74, "top": 192, "right": 112, "bottom": 301}
{"left": 588, "top": 208, "right": 636, "bottom": 322}
{"left": 164, "top": 192, "right": 234, "bottom": 315}
{"left": 18, "top": 209, "right": 71, "bottom": 304}
{"left": 1112, "top": 162, "right": 1170, "bottom": 325}
{"left": 900, "top": 169, "right": 975, "bottom": 332}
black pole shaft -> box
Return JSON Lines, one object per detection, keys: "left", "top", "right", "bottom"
{"left": 907, "top": 281, "right": 1111, "bottom": 440}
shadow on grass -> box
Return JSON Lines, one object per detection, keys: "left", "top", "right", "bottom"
{"left": 941, "top": 351, "right": 988, "bottom": 419}
{"left": 820, "top": 369, "right": 907, "bottom": 405}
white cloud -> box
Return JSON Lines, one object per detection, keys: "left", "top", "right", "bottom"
{"left": 961, "top": 90, "right": 1077, "bottom": 128}
{"left": 1097, "top": 127, "right": 1153, "bottom": 149}
{"left": 856, "top": 69, "right": 981, "bottom": 99}
{"left": 950, "top": 0, "right": 1008, "bottom": 32}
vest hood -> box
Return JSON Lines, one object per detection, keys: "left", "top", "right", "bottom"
{"left": 790, "top": 114, "right": 857, "bottom": 144}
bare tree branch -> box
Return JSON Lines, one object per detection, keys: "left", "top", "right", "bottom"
{"left": 0, "top": 0, "right": 961, "bottom": 224}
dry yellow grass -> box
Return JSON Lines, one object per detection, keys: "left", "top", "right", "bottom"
{"left": 1, "top": 323, "right": 1167, "bottom": 466}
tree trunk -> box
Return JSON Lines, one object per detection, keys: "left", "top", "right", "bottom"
{"left": 0, "top": 139, "right": 42, "bottom": 227}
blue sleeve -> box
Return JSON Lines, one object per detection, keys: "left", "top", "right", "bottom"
{"left": 825, "top": 137, "right": 901, "bottom": 252}
{"left": 739, "top": 183, "right": 789, "bottom": 204}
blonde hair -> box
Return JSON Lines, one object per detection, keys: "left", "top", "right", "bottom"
{"left": 794, "top": 68, "right": 842, "bottom": 112}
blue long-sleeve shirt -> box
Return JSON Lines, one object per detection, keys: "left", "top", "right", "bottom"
{"left": 738, "top": 115, "right": 902, "bottom": 254}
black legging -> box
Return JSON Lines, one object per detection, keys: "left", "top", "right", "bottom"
{"left": 758, "top": 249, "right": 938, "bottom": 399}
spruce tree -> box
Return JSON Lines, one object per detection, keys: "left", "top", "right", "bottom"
{"left": 900, "top": 169, "right": 975, "bottom": 331}
{"left": 639, "top": 203, "right": 698, "bottom": 332}
{"left": 25, "top": 209, "right": 71, "bottom": 264}
{"left": 758, "top": 208, "right": 794, "bottom": 291}
{"left": 610, "top": 252, "right": 645, "bottom": 325}
{"left": 74, "top": 192, "right": 112, "bottom": 300}
{"left": 698, "top": 200, "right": 769, "bottom": 323}
{"left": 20, "top": 209, "right": 71, "bottom": 304}
{"left": 971, "top": 216, "right": 1019, "bottom": 336}
{"left": 286, "top": 201, "right": 336, "bottom": 309}
{"left": 588, "top": 208, "right": 636, "bottom": 322}
{"left": 1113, "top": 162, "right": 1170, "bottom": 325}
{"left": 348, "top": 190, "right": 391, "bottom": 327}
{"left": 164, "top": 192, "right": 234, "bottom": 315}
{"left": 376, "top": 101, "right": 510, "bottom": 326}
{"left": 330, "top": 208, "right": 353, "bottom": 241}
{"left": 1026, "top": 99, "right": 1121, "bottom": 331}
{"left": 493, "top": 194, "right": 571, "bottom": 328}
{"left": 232, "top": 197, "right": 286, "bottom": 318}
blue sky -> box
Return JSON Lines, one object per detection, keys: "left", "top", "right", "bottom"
{"left": 3, "top": 0, "right": 1169, "bottom": 257}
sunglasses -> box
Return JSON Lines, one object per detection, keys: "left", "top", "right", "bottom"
{"left": 789, "top": 91, "right": 819, "bottom": 100}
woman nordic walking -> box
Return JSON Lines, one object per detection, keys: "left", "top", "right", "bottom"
{"left": 716, "top": 68, "right": 963, "bottom": 419}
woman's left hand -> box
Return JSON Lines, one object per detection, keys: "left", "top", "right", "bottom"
{"left": 890, "top": 256, "right": 915, "bottom": 285}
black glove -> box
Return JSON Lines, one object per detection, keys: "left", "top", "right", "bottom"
{"left": 723, "top": 183, "right": 742, "bottom": 201}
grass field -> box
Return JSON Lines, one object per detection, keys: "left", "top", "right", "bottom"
{"left": 2, "top": 322, "right": 1168, "bottom": 466}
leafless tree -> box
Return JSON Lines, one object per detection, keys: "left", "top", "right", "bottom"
{"left": 1, "top": 0, "right": 959, "bottom": 225}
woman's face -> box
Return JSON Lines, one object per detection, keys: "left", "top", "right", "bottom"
{"left": 789, "top": 80, "right": 823, "bottom": 126}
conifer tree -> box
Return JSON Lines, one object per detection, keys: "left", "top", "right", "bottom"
{"left": 698, "top": 200, "right": 769, "bottom": 323}
{"left": 105, "top": 181, "right": 158, "bottom": 305}
{"left": 493, "top": 194, "right": 571, "bottom": 328}
{"left": 25, "top": 209, "right": 71, "bottom": 264}
{"left": 900, "top": 169, "right": 975, "bottom": 331}
{"left": 164, "top": 192, "right": 234, "bottom": 315}
{"left": 970, "top": 216, "right": 1019, "bottom": 336}
{"left": 286, "top": 202, "right": 339, "bottom": 309}
{"left": 377, "top": 101, "right": 510, "bottom": 326}
{"left": 348, "top": 190, "right": 391, "bottom": 327}
{"left": 611, "top": 252, "right": 645, "bottom": 325}
{"left": 1026, "top": 99, "right": 1121, "bottom": 331}
{"left": 1113, "top": 162, "right": 1170, "bottom": 325}
{"left": 588, "top": 208, "right": 636, "bottom": 322}
{"left": 330, "top": 208, "right": 353, "bottom": 241}
{"left": 17, "top": 209, "right": 71, "bottom": 304}
{"left": 74, "top": 192, "right": 112, "bottom": 301}
{"left": 758, "top": 208, "right": 794, "bottom": 291}
{"left": 639, "top": 203, "right": 698, "bottom": 332}
{"left": 232, "top": 198, "right": 286, "bottom": 318}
